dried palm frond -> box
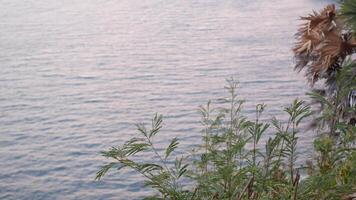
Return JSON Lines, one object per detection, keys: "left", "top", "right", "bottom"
{"left": 293, "top": 4, "right": 356, "bottom": 84}
{"left": 303, "top": 5, "right": 338, "bottom": 35}
{"left": 311, "top": 32, "right": 356, "bottom": 81}
{"left": 294, "top": 4, "right": 356, "bottom": 131}
{"left": 294, "top": 5, "right": 337, "bottom": 55}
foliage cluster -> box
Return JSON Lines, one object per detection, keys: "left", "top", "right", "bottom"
{"left": 96, "top": 75, "right": 355, "bottom": 199}
{"left": 96, "top": 2, "right": 356, "bottom": 200}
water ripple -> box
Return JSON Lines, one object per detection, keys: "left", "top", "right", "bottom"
{"left": 0, "top": 0, "right": 334, "bottom": 199}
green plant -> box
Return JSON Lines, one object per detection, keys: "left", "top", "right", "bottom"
{"left": 95, "top": 113, "right": 191, "bottom": 199}
{"left": 95, "top": 78, "right": 355, "bottom": 200}
{"left": 96, "top": 2, "right": 356, "bottom": 199}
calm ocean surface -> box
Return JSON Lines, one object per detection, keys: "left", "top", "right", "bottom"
{"left": 0, "top": 0, "right": 334, "bottom": 199}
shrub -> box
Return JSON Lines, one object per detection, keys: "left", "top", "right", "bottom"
{"left": 96, "top": 2, "right": 356, "bottom": 199}
{"left": 95, "top": 78, "right": 355, "bottom": 199}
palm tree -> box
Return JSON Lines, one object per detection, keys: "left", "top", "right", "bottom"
{"left": 293, "top": 3, "right": 356, "bottom": 130}
{"left": 293, "top": 4, "right": 356, "bottom": 85}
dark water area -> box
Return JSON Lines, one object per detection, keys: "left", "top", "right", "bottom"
{"left": 0, "top": 0, "right": 334, "bottom": 199}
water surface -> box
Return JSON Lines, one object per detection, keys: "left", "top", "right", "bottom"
{"left": 0, "top": 0, "right": 334, "bottom": 199}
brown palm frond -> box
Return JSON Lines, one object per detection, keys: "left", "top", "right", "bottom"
{"left": 293, "top": 5, "right": 338, "bottom": 75}
{"left": 300, "top": 4, "right": 337, "bottom": 34}
{"left": 311, "top": 33, "right": 356, "bottom": 81}
{"left": 296, "top": 4, "right": 337, "bottom": 38}
{"left": 293, "top": 4, "right": 356, "bottom": 84}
